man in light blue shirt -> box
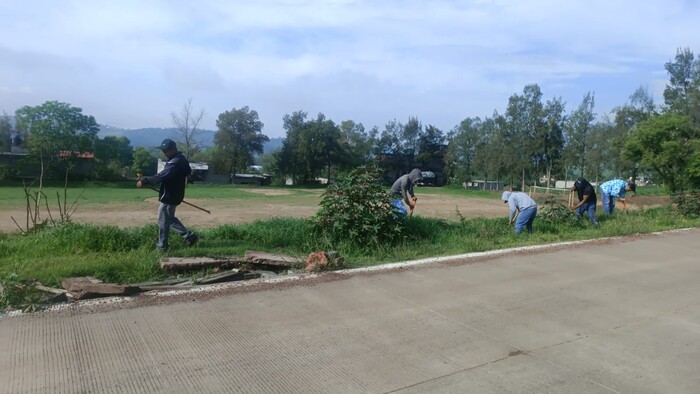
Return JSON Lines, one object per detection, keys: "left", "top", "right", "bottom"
{"left": 502, "top": 191, "right": 538, "bottom": 234}
{"left": 599, "top": 179, "right": 636, "bottom": 214}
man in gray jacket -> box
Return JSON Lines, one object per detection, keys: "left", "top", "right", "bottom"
{"left": 502, "top": 191, "right": 538, "bottom": 234}
{"left": 390, "top": 168, "right": 422, "bottom": 217}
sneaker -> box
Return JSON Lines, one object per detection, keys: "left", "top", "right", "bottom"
{"left": 185, "top": 233, "right": 199, "bottom": 247}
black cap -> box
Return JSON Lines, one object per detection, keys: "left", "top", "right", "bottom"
{"left": 159, "top": 138, "right": 176, "bottom": 151}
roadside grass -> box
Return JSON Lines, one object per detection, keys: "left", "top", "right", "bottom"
{"left": 1, "top": 206, "right": 698, "bottom": 295}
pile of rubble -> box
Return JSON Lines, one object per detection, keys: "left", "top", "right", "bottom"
{"left": 26, "top": 250, "right": 344, "bottom": 303}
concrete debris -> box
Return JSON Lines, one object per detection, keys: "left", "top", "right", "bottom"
{"left": 243, "top": 251, "right": 305, "bottom": 268}
{"left": 160, "top": 256, "right": 245, "bottom": 272}
{"left": 60, "top": 277, "right": 140, "bottom": 301}
{"left": 34, "top": 284, "right": 69, "bottom": 303}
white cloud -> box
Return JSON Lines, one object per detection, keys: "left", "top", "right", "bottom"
{"left": 1, "top": 0, "right": 699, "bottom": 135}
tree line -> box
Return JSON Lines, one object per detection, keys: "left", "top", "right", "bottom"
{"left": 1, "top": 47, "right": 698, "bottom": 192}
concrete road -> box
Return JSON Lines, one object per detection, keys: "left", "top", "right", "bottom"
{"left": 1, "top": 230, "right": 699, "bottom": 393}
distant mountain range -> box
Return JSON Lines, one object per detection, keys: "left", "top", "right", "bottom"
{"left": 98, "top": 125, "right": 283, "bottom": 154}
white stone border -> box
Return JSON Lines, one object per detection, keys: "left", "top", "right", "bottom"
{"left": 1, "top": 228, "right": 694, "bottom": 319}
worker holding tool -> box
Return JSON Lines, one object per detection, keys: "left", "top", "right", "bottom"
{"left": 570, "top": 177, "right": 600, "bottom": 228}
{"left": 389, "top": 168, "right": 422, "bottom": 217}
{"left": 502, "top": 190, "right": 538, "bottom": 234}
{"left": 137, "top": 138, "right": 198, "bottom": 250}
{"left": 598, "top": 178, "right": 636, "bottom": 214}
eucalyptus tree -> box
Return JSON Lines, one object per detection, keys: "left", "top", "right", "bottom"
{"left": 563, "top": 92, "right": 596, "bottom": 178}
{"left": 445, "top": 117, "right": 482, "bottom": 184}
{"left": 663, "top": 47, "right": 700, "bottom": 118}
{"left": 504, "top": 84, "right": 546, "bottom": 189}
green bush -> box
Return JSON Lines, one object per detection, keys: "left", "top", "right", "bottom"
{"left": 315, "top": 165, "right": 403, "bottom": 247}
{"left": 672, "top": 192, "right": 700, "bottom": 217}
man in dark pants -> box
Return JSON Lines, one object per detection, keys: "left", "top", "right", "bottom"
{"left": 389, "top": 168, "right": 422, "bottom": 217}
{"left": 570, "top": 177, "right": 599, "bottom": 228}
{"left": 137, "top": 139, "right": 198, "bottom": 250}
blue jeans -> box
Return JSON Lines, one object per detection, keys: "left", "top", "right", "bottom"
{"left": 157, "top": 203, "right": 195, "bottom": 249}
{"left": 600, "top": 191, "right": 615, "bottom": 214}
{"left": 391, "top": 199, "right": 408, "bottom": 217}
{"left": 575, "top": 202, "right": 599, "bottom": 226}
{"left": 515, "top": 206, "right": 537, "bottom": 234}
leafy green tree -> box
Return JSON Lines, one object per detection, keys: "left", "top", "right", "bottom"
{"left": 0, "top": 112, "right": 12, "bottom": 152}
{"left": 375, "top": 119, "right": 406, "bottom": 177}
{"left": 611, "top": 86, "right": 657, "bottom": 178}
{"left": 131, "top": 147, "right": 157, "bottom": 176}
{"left": 564, "top": 92, "right": 595, "bottom": 178}
{"left": 623, "top": 112, "right": 699, "bottom": 192}
{"left": 93, "top": 136, "right": 133, "bottom": 180}
{"left": 504, "top": 84, "right": 546, "bottom": 188}
{"left": 14, "top": 101, "right": 99, "bottom": 178}
{"left": 213, "top": 106, "right": 269, "bottom": 178}
{"left": 540, "top": 97, "right": 566, "bottom": 187}
{"left": 663, "top": 48, "right": 700, "bottom": 116}
{"left": 338, "top": 120, "right": 376, "bottom": 169}
{"left": 445, "top": 117, "right": 482, "bottom": 184}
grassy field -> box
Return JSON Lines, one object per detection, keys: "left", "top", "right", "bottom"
{"left": 0, "top": 181, "right": 695, "bottom": 311}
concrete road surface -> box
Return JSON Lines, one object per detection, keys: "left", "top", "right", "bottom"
{"left": 1, "top": 229, "right": 699, "bottom": 393}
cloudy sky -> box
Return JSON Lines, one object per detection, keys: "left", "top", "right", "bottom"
{"left": 1, "top": 0, "right": 699, "bottom": 138}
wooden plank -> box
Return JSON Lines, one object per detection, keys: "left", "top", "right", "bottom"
{"left": 69, "top": 284, "right": 141, "bottom": 301}
{"left": 244, "top": 251, "right": 304, "bottom": 267}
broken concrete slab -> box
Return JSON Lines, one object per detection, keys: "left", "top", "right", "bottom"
{"left": 160, "top": 256, "right": 245, "bottom": 272}
{"left": 60, "top": 277, "right": 141, "bottom": 301}
{"left": 194, "top": 270, "right": 261, "bottom": 285}
{"left": 34, "top": 284, "right": 68, "bottom": 303}
{"left": 244, "top": 251, "right": 304, "bottom": 268}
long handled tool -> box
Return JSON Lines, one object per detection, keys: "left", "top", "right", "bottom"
{"left": 145, "top": 186, "right": 211, "bottom": 214}
{"left": 137, "top": 173, "right": 211, "bottom": 214}
{"left": 409, "top": 197, "right": 417, "bottom": 219}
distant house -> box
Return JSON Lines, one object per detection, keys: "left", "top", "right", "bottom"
{"left": 463, "top": 180, "right": 504, "bottom": 191}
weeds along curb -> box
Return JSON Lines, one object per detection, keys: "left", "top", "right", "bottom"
{"left": 1, "top": 227, "right": 696, "bottom": 320}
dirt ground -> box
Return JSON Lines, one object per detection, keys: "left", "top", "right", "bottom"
{"left": 0, "top": 190, "right": 670, "bottom": 234}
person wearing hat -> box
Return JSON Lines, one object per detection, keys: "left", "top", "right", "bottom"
{"left": 137, "top": 138, "right": 198, "bottom": 250}
{"left": 389, "top": 168, "right": 423, "bottom": 217}
{"left": 598, "top": 178, "right": 636, "bottom": 214}
{"left": 570, "top": 177, "right": 600, "bottom": 228}
{"left": 501, "top": 190, "right": 538, "bottom": 234}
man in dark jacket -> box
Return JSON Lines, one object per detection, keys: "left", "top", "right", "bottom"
{"left": 389, "top": 168, "right": 422, "bottom": 217}
{"left": 137, "top": 139, "right": 198, "bottom": 250}
{"left": 570, "top": 177, "right": 599, "bottom": 228}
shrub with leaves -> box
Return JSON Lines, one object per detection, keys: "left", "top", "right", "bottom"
{"left": 537, "top": 197, "right": 580, "bottom": 227}
{"left": 672, "top": 191, "right": 700, "bottom": 217}
{"left": 315, "top": 165, "right": 403, "bottom": 247}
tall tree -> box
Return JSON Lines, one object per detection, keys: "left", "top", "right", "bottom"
{"left": 663, "top": 48, "right": 700, "bottom": 116}
{"left": 564, "top": 92, "right": 596, "bottom": 178}
{"left": 416, "top": 124, "right": 446, "bottom": 174}
{"left": 505, "top": 84, "right": 546, "bottom": 189}
{"left": 402, "top": 116, "right": 422, "bottom": 168}
{"left": 338, "top": 120, "right": 376, "bottom": 169}
{"left": 445, "top": 117, "right": 481, "bottom": 184}
{"left": 213, "top": 106, "right": 269, "bottom": 178}
{"left": 611, "top": 86, "right": 657, "bottom": 178}
{"left": 14, "top": 101, "right": 99, "bottom": 177}
{"left": 541, "top": 97, "right": 566, "bottom": 187}
{"left": 376, "top": 119, "right": 405, "bottom": 177}
{"left": 172, "top": 98, "right": 205, "bottom": 159}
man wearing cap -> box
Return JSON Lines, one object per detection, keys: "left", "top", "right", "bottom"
{"left": 598, "top": 178, "right": 636, "bottom": 214}
{"left": 570, "top": 177, "right": 600, "bottom": 228}
{"left": 389, "top": 168, "right": 422, "bottom": 217}
{"left": 502, "top": 190, "right": 538, "bottom": 234}
{"left": 137, "top": 138, "right": 198, "bottom": 250}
